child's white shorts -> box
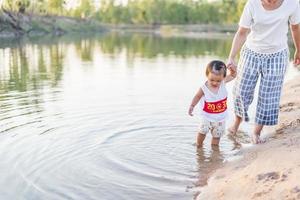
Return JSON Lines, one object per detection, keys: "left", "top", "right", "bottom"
{"left": 198, "top": 118, "right": 225, "bottom": 138}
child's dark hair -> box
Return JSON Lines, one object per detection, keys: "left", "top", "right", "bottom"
{"left": 206, "top": 60, "right": 227, "bottom": 77}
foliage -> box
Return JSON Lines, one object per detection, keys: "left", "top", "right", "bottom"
{"left": 47, "top": 0, "right": 65, "bottom": 15}
{"left": 94, "top": 0, "right": 247, "bottom": 25}
{"left": 70, "top": 0, "right": 94, "bottom": 18}
{"left": 1, "top": 0, "right": 247, "bottom": 25}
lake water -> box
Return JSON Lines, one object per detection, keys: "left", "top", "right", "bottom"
{"left": 0, "top": 33, "right": 299, "bottom": 200}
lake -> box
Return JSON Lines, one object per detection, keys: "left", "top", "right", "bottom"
{"left": 0, "top": 33, "right": 298, "bottom": 200}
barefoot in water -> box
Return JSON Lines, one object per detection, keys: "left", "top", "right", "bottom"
{"left": 228, "top": 127, "right": 246, "bottom": 136}
{"left": 228, "top": 127, "right": 238, "bottom": 135}
{"left": 251, "top": 133, "right": 266, "bottom": 144}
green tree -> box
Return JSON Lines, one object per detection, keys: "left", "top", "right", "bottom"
{"left": 0, "top": 0, "right": 248, "bottom": 25}
{"left": 2, "top": 0, "right": 30, "bottom": 13}
{"left": 47, "top": 0, "right": 64, "bottom": 15}
{"left": 72, "top": 0, "right": 94, "bottom": 18}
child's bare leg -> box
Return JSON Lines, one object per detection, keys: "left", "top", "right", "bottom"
{"left": 211, "top": 143, "right": 220, "bottom": 151}
{"left": 228, "top": 115, "right": 242, "bottom": 135}
{"left": 211, "top": 137, "right": 220, "bottom": 146}
{"left": 197, "top": 133, "right": 206, "bottom": 147}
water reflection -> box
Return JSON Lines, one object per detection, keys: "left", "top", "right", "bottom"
{"left": 97, "top": 33, "right": 233, "bottom": 58}
{"left": 0, "top": 45, "right": 64, "bottom": 93}
{"left": 75, "top": 39, "right": 94, "bottom": 62}
{"left": 195, "top": 146, "right": 224, "bottom": 188}
{"left": 0, "top": 33, "right": 233, "bottom": 96}
{"left": 49, "top": 45, "right": 65, "bottom": 85}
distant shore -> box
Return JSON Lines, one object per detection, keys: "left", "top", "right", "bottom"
{"left": 197, "top": 73, "right": 300, "bottom": 200}
{"left": 0, "top": 10, "right": 237, "bottom": 39}
{"left": 0, "top": 10, "right": 107, "bottom": 38}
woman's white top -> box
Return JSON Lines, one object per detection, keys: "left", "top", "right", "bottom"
{"left": 199, "top": 81, "right": 228, "bottom": 122}
{"left": 239, "top": 0, "right": 300, "bottom": 54}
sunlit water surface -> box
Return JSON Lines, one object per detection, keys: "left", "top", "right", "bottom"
{"left": 0, "top": 33, "right": 299, "bottom": 200}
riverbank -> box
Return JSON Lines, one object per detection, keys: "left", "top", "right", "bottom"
{"left": 0, "top": 10, "right": 107, "bottom": 38}
{"left": 0, "top": 10, "right": 237, "bottom": 38}
{"left": 197, "top": 74, "right": 300, "bottom": 200}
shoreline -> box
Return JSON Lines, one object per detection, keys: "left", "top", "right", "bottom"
{"left": 0, "top": 10, "right": 107, "bottom": 38}
{"left": 0, "top": 10, "right": 237, "bottom": 39}
{"left": 106, "top": 24, "right": 237, "bottom": 35}
{"left": 197, "top": 73, "right": 300, "bottom": 200}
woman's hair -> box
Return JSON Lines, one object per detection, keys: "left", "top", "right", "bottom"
{"left": 206, "top": 60, "right": 227, "bottom": 77}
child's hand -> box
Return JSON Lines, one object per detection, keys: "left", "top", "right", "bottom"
{"left": 188, "top": 106, "right": 194, "bottom": 116}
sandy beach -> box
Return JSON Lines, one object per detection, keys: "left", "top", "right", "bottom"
{"left": 197, "top": 74, "right": 300, "bottom": 200}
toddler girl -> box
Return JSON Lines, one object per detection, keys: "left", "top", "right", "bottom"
{"left": 188, "top": 60, "right": 236, "bottom": 147}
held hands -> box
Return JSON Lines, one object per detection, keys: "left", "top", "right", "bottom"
{"left": 228, "top": 67, "right": 237, "bottom": 78}
{"left": 227, "top": 57, "right": 237, "bottom": 72}
{"left": 226, "top": 57, "right": 237, "bottom": 79}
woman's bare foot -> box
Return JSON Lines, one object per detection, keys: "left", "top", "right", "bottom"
{"left": 252, "top": 124, "right": 265, "bottom": 144}
{"left": 251, "top": 133, "right": 266, "bottom": 144}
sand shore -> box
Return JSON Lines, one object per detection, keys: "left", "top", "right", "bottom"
{"left": 197, "top": 74, "right": 300, "bottom": 200}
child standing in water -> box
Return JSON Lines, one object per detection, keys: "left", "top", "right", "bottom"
{"left": 188, "top": 60, "right": 236, "bottom": 147}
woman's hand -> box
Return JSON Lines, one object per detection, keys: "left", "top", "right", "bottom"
{"left": 227, "top": 57, "right": 237, "bottom": 72}
{"left": 294, "top": 49, "right": 300, "bottom": 66}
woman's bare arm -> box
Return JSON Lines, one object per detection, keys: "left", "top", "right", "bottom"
{"left": 227, "top": 27, "right": 250, "bottom": 69}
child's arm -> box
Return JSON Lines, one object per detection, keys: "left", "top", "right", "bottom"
{"left": 188, "top": 88, "right": 204, "bottom": 116}
{"left": 224, "top": 67, "right": 237, "bottom": 83}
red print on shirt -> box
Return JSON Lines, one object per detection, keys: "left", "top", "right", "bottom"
{"left": 203, "top": 97, "right": 227, "bottom": 114}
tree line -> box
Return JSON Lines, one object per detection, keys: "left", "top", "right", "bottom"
{"left": 1, "top": 0, "right": 246, "bottom": 25}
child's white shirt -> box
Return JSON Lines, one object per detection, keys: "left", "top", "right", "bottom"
{"left": 199, "top": 81, "right": 228, "bottom": 122}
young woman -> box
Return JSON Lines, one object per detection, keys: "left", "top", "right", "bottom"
{"left": 227, "top": 0, "right": 300, "bottom": 143}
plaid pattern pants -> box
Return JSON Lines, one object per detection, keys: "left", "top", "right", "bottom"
{"left": 233, "top": 46, "right": 289, "bottom": 125}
